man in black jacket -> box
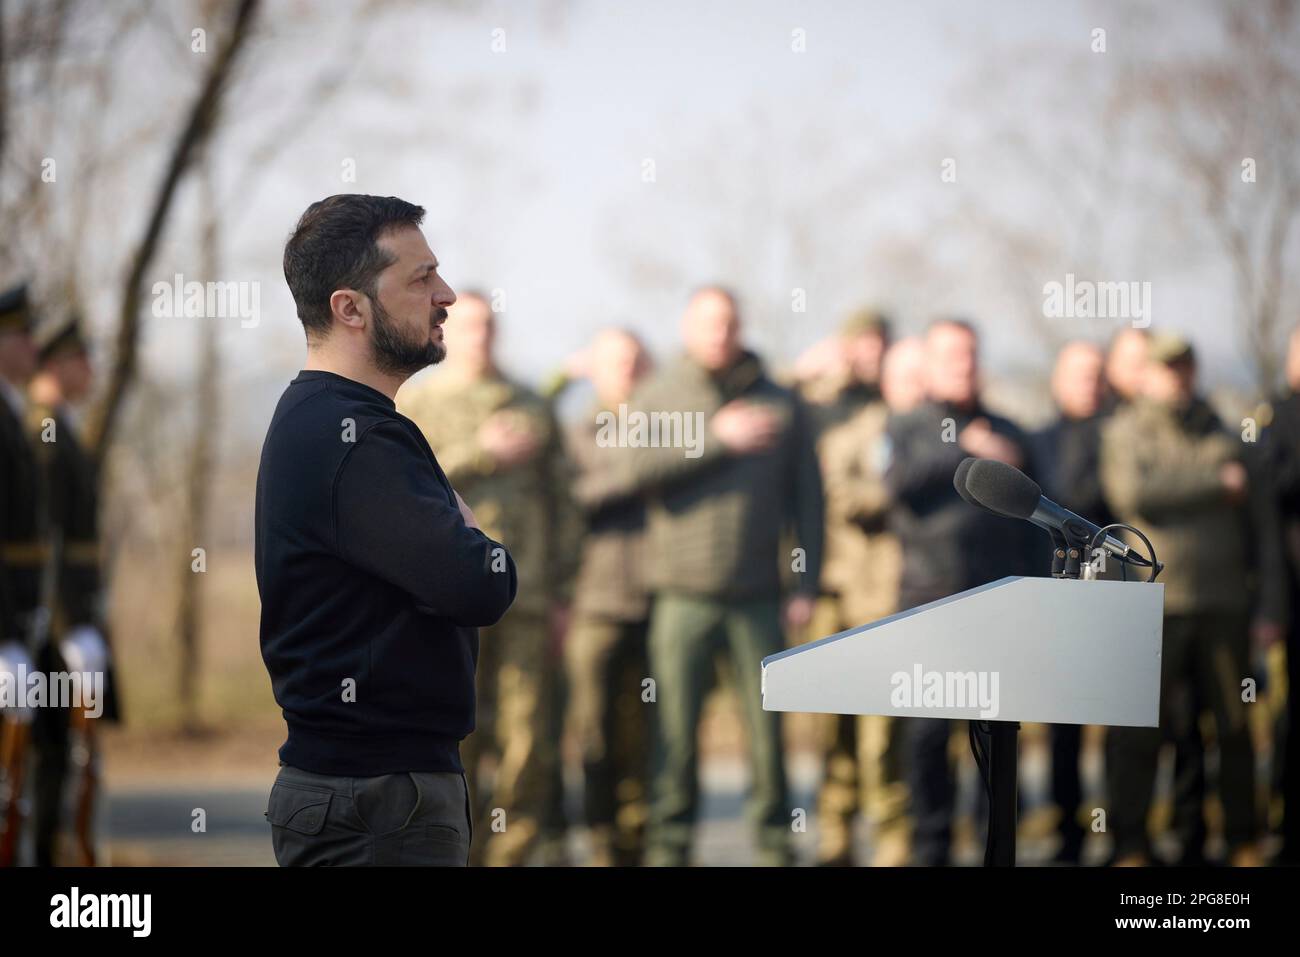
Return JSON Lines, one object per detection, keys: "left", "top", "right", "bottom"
{"left": 1031, "top": 341, "right": 1111, "bottom": 864}
{"left": 257, "top": 195, "right": 517, "bottom": 866}
{"left": 884, "top": 318, "right": 1038, "bottom": 865}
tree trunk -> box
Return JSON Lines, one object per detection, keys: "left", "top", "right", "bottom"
{"left": 175, "top": 159, "right": 222, "bottom": 735}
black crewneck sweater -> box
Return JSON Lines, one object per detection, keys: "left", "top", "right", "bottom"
{"left": 255, "top": 370, "right": 517, "bottom": 775}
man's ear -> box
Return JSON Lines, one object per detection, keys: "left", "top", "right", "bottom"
{"left": 329, "top": 289, "right": 367, "bottom": 332}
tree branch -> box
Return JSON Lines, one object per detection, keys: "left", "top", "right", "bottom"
{"left": 86, "top": 0, "right": 260, "bottom": 463}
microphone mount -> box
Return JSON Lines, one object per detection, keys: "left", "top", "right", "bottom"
{"left": 953, "top": 457, "right": 1162, "bottom": 582}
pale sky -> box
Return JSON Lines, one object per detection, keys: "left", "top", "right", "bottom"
{"left": 74, "top": 0, "right": 1278, "bottom": 439}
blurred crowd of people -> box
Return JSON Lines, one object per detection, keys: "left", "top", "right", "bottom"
{"left": 394, "top": 286, "right": 1300, "bottom": 867}
{"left": 5, "top": 273, "right": 1299, "bottom": 867}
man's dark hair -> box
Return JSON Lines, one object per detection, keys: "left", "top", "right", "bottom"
{"left": 283, "top": 194, "right": 425, "bottom": 339}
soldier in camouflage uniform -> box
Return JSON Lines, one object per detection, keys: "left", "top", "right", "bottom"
{"left": 398, "top": 292, "right": 581, "bottom": 866}
{"left": 26, "top": 317, "right": 121, "bottom": 865}
{"left": 794, "top": 311, "right": 909, "bottom": 866}
{"left": 1266, "top": 325, "right": 1300, "bottom": 863}
{"left": 1101, "top": 333, "right": 1284, "bottom": 867}
{"left": 552, "top": 329, "right": 653, "bottom": 866}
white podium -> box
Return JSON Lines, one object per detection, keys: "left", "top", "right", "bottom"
{"left": 762, "top": 575, "right": 1165, "bottom": 864}
{"left": 764, "top": 576, "right": 1162, "bottom": 726}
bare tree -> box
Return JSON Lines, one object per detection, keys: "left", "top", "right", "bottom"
{"left": 4, "top": 0, "right": 567, "bottom": 729}
{"left": 165, "top": 0, "right": 393, "bottom": 731}
{"left": 168, "top": 156, "right": 222, "bottom": 734}
{"left": 1116, "top": 1, "right": 1300, "bottom": 394}
{"left": 86, "top": 0, "right": 261, "bottom": 461}
{"left": 0, "top": 0, "right": 6, "bottom": 165}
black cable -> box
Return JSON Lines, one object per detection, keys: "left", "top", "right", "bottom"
{"left": 969, "top": 720, "right": 992, "bottom": 803}
{"left": 1088, "top": 523, "right": 1161, "bottom": 582}
{"left": 972, "top": 720, "right": 997, "bottom": 867}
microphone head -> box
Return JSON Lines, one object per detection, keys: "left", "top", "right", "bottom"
{"left": 963, "top": 458, "right": 1042, "bottom": 520}
{"left": 953, "top": 457, "right": 980, "bottom": 505}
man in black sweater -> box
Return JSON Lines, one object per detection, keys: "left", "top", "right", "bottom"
{"left": 256, "top": 194, "right": 517, "bottom": 866}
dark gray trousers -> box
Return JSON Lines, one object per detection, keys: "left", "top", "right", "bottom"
{"left": 267, "top": 764, "right": 472, "bottom": 866}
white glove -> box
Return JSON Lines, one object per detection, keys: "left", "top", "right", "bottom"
{"left": 59, "top": 625, "right": 109, "bottom": 676}
{"left": 0, "top": 640, "right": 37, "bottom": 723}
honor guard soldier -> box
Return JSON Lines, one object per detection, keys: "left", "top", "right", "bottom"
{"left": 27, "top": 315, "right": 121, "bottom": 865}
{"left": 0, "top": 282, "right": 45, "bottom": 866}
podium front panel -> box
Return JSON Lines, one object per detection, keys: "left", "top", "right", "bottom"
{"left": 761, "top": 576, "right": 1163, "bottom": 727}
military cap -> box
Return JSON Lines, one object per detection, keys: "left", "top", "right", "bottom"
{"left": 0, "top": 282, "right": 34, "bottom": 333}
{"left": 35, "top": 315, "right": 88, "bottom": 364}
{"left": 1148, "top": 331, "right": 1195, "bottom": 365}
{"left": 839, "top": 307, "right": 891, "bottom": 340}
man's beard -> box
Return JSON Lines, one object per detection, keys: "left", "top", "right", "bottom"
{"left": 369, "top": 298, "right": 446, "bottom": 378}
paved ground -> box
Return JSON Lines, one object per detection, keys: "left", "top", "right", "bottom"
{"left": 97, "top": 745, "right": 1120, "bottom": 866}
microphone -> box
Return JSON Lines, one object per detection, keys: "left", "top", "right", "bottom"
{"left": 952, "top": 457, "right": 979, "bottom": 507}
{"left": 954, "top": 457, "right": 1066, "bottom": 545}
{"left": 960, "top": 457, "right": 1146, "bottom": 565}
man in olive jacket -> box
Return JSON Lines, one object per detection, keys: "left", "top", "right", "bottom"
{"left": 559, "top": 328, "right": 655, "bottom": 866}
{"left": 1265, "top": 324, "right": 1300, "bottom": 862}
{"left": 617, "top": 287, "right": 824, "bottom": 866}
{"left": 1101, "top": 333, "right": 1284, "bottom": 866}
